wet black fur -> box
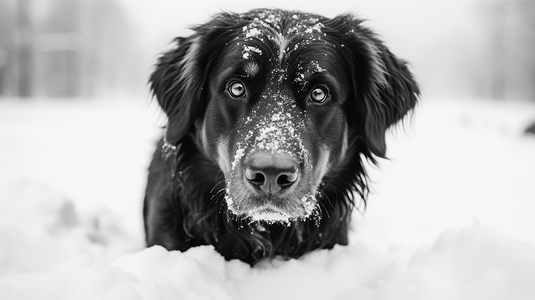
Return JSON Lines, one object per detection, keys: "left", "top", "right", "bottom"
{"left": 144, "top": 9, "right": 419, "bottom": 265}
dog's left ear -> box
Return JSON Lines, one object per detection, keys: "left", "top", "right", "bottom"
{"left": 364, "top": 46, "right": 420, "bottom": 158}
{"left": 340, "top": 17, "right": 420, "bottom": 158}
{"left": 365, "top": 46, "right": 420, "bottom": 158}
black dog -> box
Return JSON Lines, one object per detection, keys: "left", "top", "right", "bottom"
{"left": 144, "top": 9, "right": 419, "bottom": 265}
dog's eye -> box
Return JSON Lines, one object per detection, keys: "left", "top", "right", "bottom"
{"left": 309, "top": 86, "right": 329, "bottom": 104}
{"left": 228, "top": 81, "right": 246, "bottom": 98}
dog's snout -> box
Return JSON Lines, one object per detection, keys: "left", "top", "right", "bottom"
{"left": 245, "top": 152, "right": 298, "bottom": 195}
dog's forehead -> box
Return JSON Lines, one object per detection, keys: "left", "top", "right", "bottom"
{"left": 238, "top": 10, "right": 327, "bottom": 62}
{"left": 240, "top": 9, "right": 324, "bottom": 35}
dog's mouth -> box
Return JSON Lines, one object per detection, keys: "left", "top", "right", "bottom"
{"left": 224, "top": 189, "right": 321, "bottom": 224}
{"left": 248, "top": 206, "right": 297, "bottom": 224}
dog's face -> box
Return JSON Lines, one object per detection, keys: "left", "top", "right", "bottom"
{"left": 151, "top": 9, "right": 419, "bottom": 224}
{"left": 200, "top": 12, "right": 353, "bottom": 223}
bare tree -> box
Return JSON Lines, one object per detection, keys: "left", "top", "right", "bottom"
{"left": 17, "top": 0, "right": 33, "bottom": 97}
{"left": 489, "top": 0, "right": 506, "bottom": 100}
{"left": 479, "top": 0, "right": 535, "bottom": 101}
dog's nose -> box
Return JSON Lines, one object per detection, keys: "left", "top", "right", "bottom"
{"left": 245, "top": 152, "right": 298, "bottom": 196}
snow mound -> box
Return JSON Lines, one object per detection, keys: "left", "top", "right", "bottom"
{"left": 1, "top": 224, "right": 534, "bottom": 300}
{"left": 0, "top": 180, "right": 139, "bottom": 276}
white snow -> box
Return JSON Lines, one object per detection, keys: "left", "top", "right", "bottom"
{"left": 1, "top": 97, "right": 535, "bottom": 299}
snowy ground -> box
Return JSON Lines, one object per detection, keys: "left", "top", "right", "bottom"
{"left": 0, "top": 97, "right": 534, "bottom": 299}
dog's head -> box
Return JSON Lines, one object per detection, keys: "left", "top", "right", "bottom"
{"left": 150, "top": 9, "right": 419, "bottom": 224}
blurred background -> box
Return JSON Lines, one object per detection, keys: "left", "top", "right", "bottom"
{"left": 0, "top": 0, "right": 534, "bottom": 101}
{"left": 1, "top": 0, "right": 535, "bottom": 277}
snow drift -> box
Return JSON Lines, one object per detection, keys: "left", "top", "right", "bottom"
{"left": 1, "top": 224, "right": 534, "bottom": 300}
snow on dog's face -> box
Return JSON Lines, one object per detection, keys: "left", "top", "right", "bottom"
{"left": 199, "top": 10, "right": 351, "bottom": 223}
{"left": 150, "top": 9, "right": 419, "bottom": 224}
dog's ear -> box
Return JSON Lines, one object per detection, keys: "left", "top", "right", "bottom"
{"left": 364, "top": 47, "right": 419, "bottom": 157}
{"left": 340, "top": 17, "right": 420, "bottom": 158}
{"left": 149, "top": 34, "right": 209, "bottom": 145}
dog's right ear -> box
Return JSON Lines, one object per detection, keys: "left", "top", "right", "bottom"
{"left": 149, "top": 35, "right": 208, "bottom": 145}
{"left": 333, "top": 15, "right": 419, "bottom": 159}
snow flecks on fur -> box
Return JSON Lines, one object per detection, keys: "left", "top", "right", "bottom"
{"left": 239, "top": 10, "right": 326, "bottom": 65}
{"left": 287, "top": 17, "right": 324, "bottom": 35}
{"left": 243, "top": 26, "right": 262, "bottom": 39}
{"left": 242, "top": 45, "right": 262, "bottom": 60}
{"left": 223, "top": 94, "right": 322, "bottom": 224}
{"left": 294, "top": 60, "right": 327, "bottom": 89}
{"left": 249, "top": 211, "right": 292, "bottom": 226}
{"left": 243, "top": 99, "right": 309, "bottom": 163}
